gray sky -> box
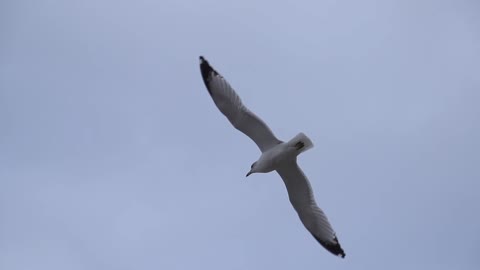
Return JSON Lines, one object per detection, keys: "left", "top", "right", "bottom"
{"left": 1, "top": 0, "right": 479, "bottom": 269}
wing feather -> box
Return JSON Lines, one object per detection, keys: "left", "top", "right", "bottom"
{"left": 199, "top": 56, "right": 281, "bottom": 152}
{"left": 277, "top": 161, "right": 346, "bottom": 258}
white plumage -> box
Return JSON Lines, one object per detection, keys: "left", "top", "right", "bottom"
{"left": 199, "top": 56, "right": 345, "bottom": 258}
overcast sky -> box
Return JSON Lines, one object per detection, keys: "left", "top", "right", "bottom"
{"left": 1, "top": 0, "right": 479, "bottom": 269}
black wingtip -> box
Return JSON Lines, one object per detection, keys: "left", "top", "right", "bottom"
{"left": 199, "top": 56, "right": 221, "bottom": 96}
{"left": 199, "top": 56, "right": 217, "bottom": 75}
{"left": 311, "top": 233, "right": 346, "bottom": 258}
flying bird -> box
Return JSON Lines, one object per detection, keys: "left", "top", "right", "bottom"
{"left": 199, "top": 56, "right": 345, "bottom": 258}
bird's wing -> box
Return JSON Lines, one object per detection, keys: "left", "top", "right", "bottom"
{"left": 276, "top": 161, "right": 345, "bottom": 258}
{"left": 199, "top": 56, "right": 281, "bottom": 152}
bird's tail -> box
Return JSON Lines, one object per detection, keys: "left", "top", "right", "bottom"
{"left": 287, "top": 132, "right": 314, "bottom": 154}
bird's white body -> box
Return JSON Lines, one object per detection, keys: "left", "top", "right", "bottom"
{"left": 199, "top": 56, "right": 346, "bottom": 258}
{"left": 254, "top": 143, "right": 293, "bottom": 173}
{"left": 252, "top": 132, "right": 314, "bottom": 174}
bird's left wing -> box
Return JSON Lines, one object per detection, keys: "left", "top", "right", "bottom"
{"left": 199, "top": 56, "right": 281, "bottom": 152}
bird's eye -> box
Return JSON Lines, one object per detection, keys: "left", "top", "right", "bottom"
{"left": 251, "top": 163, "right": 255, "bottom": 169}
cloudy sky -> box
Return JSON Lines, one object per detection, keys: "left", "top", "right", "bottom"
{"left": 1, "top": 0, "right": 479, "bottom": 269}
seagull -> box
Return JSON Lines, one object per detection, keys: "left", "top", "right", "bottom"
{"left": 199, "top": 56, "right": 346, "bottom": 258}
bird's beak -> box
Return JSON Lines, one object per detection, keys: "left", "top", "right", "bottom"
{"left": 246, "top": 171, "right": 252, "bottom": 177}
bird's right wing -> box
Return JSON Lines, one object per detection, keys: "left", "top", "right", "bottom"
{"left": 276, "top": 161, "right": 346, "bottom": 258}
{"left": 199, "top": 56, "right": 281, "bottom": 152}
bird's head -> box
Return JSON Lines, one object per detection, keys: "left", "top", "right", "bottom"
{"left": 246, "top": 162, "right": 258, "bottom": 177}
